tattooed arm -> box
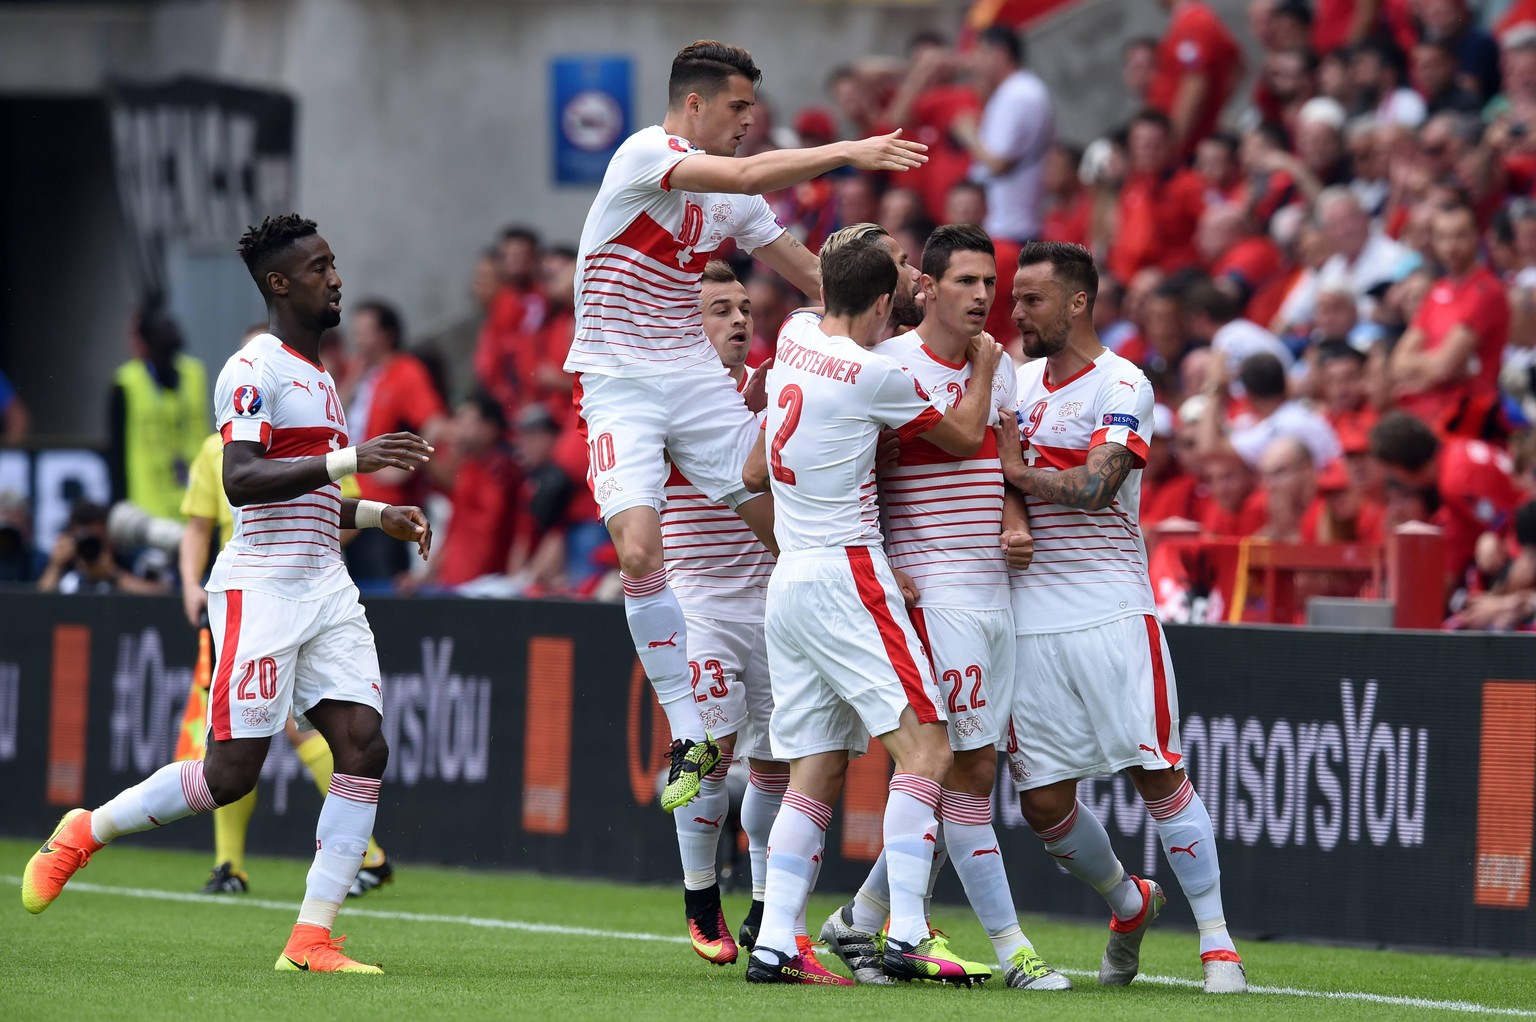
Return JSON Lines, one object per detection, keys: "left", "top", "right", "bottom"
{"left": 996, "top": 427, "right": 1137, "bottom": 512}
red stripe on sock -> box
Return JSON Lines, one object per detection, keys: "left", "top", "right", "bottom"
{"left": 1146, "top": 777, "right": 1195, "bottom": 821}
{"left": 889, "top": 772, "right": 941, "bottom": 810}
{"left": 1033, "top": 801, "right": 1080, "bottom": 843}
{"left": 939, "top": 788, "right": 993, "bottom": 825}
{"left": 783, "top": 790, "right": 833, "bottom": 832}
{"left": 749, "top": 769, "right": 789, "bottom": 793}
{"left": 180, "top": 761, "right": 217, "bottom": 815}
{"left": 622, "top": 569, "right": 668, "bottom": 597}
{"left": 706, "top": 753, "right": 734, "bottom": 780}
{"left": 328, "top": 773, "right": 382, "bottom": 804}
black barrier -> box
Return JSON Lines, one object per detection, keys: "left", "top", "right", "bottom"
{"left": 0, "top": 592, "right": 1532, "bottom": 952}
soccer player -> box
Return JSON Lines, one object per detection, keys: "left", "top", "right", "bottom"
{"left": 997, "top": 241, "right": 1247, "bottom": 994}
{"left": 662, "top": 262, "right": 789, "bottom": 965}
{"left": 742, "top": 229, "right": 1003, "bottom": 986}
{"left": 821, "top": 224, "right": 1069, "bottom": 990}
{"left": 175, "top": 323, "right": 392, "bottom": 897}
{"left": 21, "top": 214, "right": 433, "bottom": 975}
{"left": 563, "top": 40, "right": 927, "bottom": 812}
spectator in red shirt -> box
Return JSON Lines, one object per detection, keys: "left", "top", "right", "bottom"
{"left": 473, "top": 226, "right": 546, "bottom": 424}
{"left": 347, "top": 299, "right": 449, "bottom": 585}
{"left": 1303, "top": 456, "right": 1387, "bottom": 542}
{"left": 1039, "top": 142, "right": 1092, "bottom": 246}
{"left": 1313, "top": 0, "right": 1386, "bottom": 55}
{"left": 1255, "top": 435, "right": 1317, "bottom": 540}
{"left": 1150, "top": 0, "right": 1245, "bottom": 156}
{"left": 1390, "top": 202, "right": 1511, "bottom": 438}
{"left": 881, "top": 32, "right": 983, "bottom": 223}
{"left": 1107, "top": 109, "right": 1207, "bottom": 284}
{"left": 746, "top": 271, "right": 796, "bottom": 366}
{"left": 1198, "top": 203, "right": 1284, "bottom": 302}
{"left": 522, "top": 245, "right": 578, "bottom": 428}
{"left": 1315, "top": 336, "right": 1381, "bottom": 440}
{"left": 1371, "top": 411, "right": 1525, "bottom": 598}
{"left": 1200, "top": 449, "right": 1267, "bottom": 536}
{"left": 941, "top": 180, "right": 1022, "bottom": 348}
{"left": 407, "top": 392, "right": 521, "bottom": 592}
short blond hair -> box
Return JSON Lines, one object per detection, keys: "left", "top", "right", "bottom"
{"left": 820, "top": 222, "right": 889, "bottom": 259}
{"left": 702, "top": 260, "right": 738, "bottom": 285}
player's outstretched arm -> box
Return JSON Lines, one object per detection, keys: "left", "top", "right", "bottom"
{"left": 997, "top": 423, "right": 1136, "bottom": 512}
{"left": 223, "top": 431, "right": 432, "bottom": 507}
{"left": 919, "top": 337, "right": 1003, "bottom": 456}
{"left": 666, "top": 130, "right": 927, "bottom": 196}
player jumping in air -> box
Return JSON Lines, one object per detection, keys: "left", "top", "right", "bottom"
{"left": 998, "top": 241, "right": 1247, "bottom": 994}
{"left": 21, "top": 214, "right": 433, "bottom": 975}
{"left": 742, "top": 229, "right": 1002, "bottom": 986}
{"left": 563, "top": 40, "right": 927, "bottom": 812}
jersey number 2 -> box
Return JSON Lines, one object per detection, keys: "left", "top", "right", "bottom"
{"left": 769, "top": 385, "right": 803, "bottom": 485}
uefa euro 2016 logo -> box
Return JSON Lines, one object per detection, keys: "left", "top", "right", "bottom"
{"left": 233, "top": 385, "right": 262, "bottom": 415}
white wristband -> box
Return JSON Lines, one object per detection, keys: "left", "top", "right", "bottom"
{"left": 354, "top": 500, "right": 388, "bottom": 530}
{"left": 325, "top": 446, "right": 358, "bottom": 481}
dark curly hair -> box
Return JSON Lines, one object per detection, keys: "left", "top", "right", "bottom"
{"left": 237, "top": 213, "right": 319, "bottom": 294}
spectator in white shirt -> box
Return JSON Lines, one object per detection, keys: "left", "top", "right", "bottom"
{"left": 1199, "top": 351, "right": 1342, "bottom": 469}
{"left": 952, "top": 26, "right": 1054, "bottom": 242}
{"left": 1276, "top": 186, "right": 1419, "bottom": 333}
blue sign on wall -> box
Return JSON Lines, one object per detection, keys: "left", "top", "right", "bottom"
{"left": 551, "top": 55, "right": 633, "bottom": 186}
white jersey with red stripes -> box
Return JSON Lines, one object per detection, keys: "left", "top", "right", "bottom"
{"left": 766, "top": 311, "right": 946, "bottom": 553}
{"left": 1009, "top": 347, "right": 1156, "bottom": 632}
{"left": 873, "top": 331, "right": 1016, "bottom": 610}
{"left": 206, "top": 334, "right": 352, "bottom": 601}
{"left": 661, "top": 375, "right": 774, "bottom": 615}
{"left": 564, "top": 126, "right": 786, "bottom": 378}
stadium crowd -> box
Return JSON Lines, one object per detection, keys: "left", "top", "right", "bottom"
{"left": 13, "top": 0, "right": 1536, "bottom": 629}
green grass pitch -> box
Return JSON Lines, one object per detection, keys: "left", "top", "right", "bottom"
{"left": 1, "top": 838, "right": 1531, "bottom": 1021}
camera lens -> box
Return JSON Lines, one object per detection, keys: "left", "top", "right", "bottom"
{"left": 75, "top": 535, "right": 103, "bottom": 563}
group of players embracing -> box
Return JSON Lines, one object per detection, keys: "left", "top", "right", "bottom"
{"left": 574, "top": 41, "right": 1247, "bottom": 994}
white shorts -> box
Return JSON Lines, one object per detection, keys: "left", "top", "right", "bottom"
{"left": 574, "top": 369, "right": 762, "bottom": 521}
{"left": 1007, "top": 613, "right": 1183, "bottom": 791}
{"left": 766, "top": 546, "right": 944, "bottom": 761}
{"left": 682, "top": 609, "right": 776, "bottom": 762}
{"left": 911, "top": 605, "right": 1015, "bottom": 752}
{"left": 207, "top": 585, "right": 383, "bottom": 741}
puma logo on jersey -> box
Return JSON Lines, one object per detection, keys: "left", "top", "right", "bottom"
{"left": 1116, "top": 380, "right": 1136, "bottom": 391}
{"left": 238, "top": 357, "right": 257, "bottom": 367}
{"left": 292, "top": 380, "right": 313, "bottom": 394}
{"left": 1138, "top": 744, "right": 1157, "bottom": 753}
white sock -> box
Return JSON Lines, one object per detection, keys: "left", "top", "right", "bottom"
{"left": 296, "top": 773, "right": 379, "bottom": 930}
{"left": 798, "top": 852, "right": 823, "bottom": 939}
{"left": 1033, "top": 798, "right": 1143, "bottom": 920}
{"left": 753, "top": 789, "right": 830, "bottom": 959}
{"left": 1147, "top": 778, "right": 1236, "bottom": 956}
{"left": 942, "top": 788, "right": 1029, "bottom": 964}
{"left": 93, "top": 760, "right": 218, "bottom": 843}
{"left": 851, "top": 852, "right": 890, "bottom": 932}
{"left": 622, "top": 570, "right": 700, "bottom": 741}
{"left": 742, "top": 767, "right": 787, "bottom": 900}
{"left": 924, "top": 826, "right": 948, "bottom": 921}
{"left": 883, "top": 773, "right": 942, "bottom": 946}
{"left": 675, "top": 754, "right": 732, "bottom": 889}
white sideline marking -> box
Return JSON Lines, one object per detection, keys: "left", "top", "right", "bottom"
{"left": 7, "top": 875, "right": 1533, "bottom": 1016}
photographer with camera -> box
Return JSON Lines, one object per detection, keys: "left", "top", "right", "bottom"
{"left": 38, "top": 500, "right": 169, "bottom": 595}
